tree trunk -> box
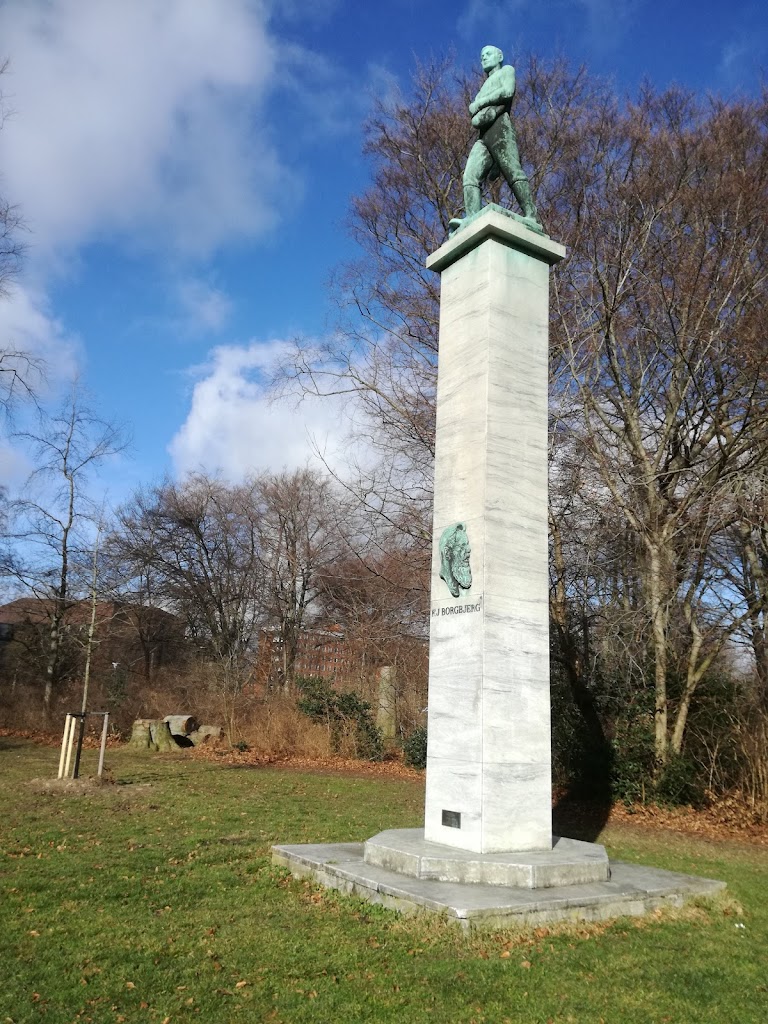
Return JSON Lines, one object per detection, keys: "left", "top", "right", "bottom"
{"left": 43, "top": 602, "right": 65, "bottom": 717}
{"left": 128, "top": 719, "right": 154, "bottom": 749}
{"left": 81, "top": 536, "right": 101, "bottom": 714}
{"left": 647, "top": 544, "right": 670, "bottom": 767}
{"left": 129, "top": 719, "right": 178, "bottom": 752}
{"left": 739, "top": 524, "right": 768, "bottom": 709}
{"left": 376, "top": 666, "right": 397, "bottom": 739}
{"left": 149, "top": 720, "right": 176, "bottom": 752}
{"left": 671, "top": 607, "right": 719, "bottom": 756}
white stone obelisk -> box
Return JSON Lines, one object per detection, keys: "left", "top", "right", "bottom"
{"left": 424, "top": 207, "right": 565, "bottom": 854}
{"left": 275, "top": 202, "right": 718, "bottom": 919}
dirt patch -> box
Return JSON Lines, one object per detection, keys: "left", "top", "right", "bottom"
{"left": 28, "top": 775, "right": 114, "bottom": 796}
{"left": 27, "top": 776, "right": 153, "bottom": 802}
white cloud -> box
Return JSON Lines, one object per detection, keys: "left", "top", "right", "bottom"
{"left": 0, "top": 283, "right": 79, "bottom": 392}
{"left": 720, "top": 41, "right": 750, "bottom": 78}
{"left": 458, "top": 0, "right": 530, "bottom": 38}
{"left": 0, "top": 0, "right": 289, "bottom": 260}
{"left": 169, "top": 340, "right": 352, "bottom": 481}
{"left": 175, "top": 277, "right": 232, "bottom": 334}
{"left": 458, "top": 0, "right": 641, "bottom": 48}
{"left": 0, "top": 283, "right": 78, "bottom": 489}
{"left": 717, "top": 36, "right": 766, "bottom": 91}
{"left": 0, "top": 0, "right": 385, "bottom": 474}
{"left": 574, "top": 0, "right": 642, "bottom": 46}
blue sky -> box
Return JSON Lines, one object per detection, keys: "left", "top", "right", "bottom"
{"left": 0, "top": 0, "right": 765, "bottom": 499}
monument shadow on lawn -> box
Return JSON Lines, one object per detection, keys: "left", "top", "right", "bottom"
{"left": 552, "top": 726, "right": 614, "bottom": 843}
{"left": 552, "top": 781, "right": 613, "bottom": 844}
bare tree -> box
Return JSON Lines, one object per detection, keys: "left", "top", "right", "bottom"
{"left": 101, "top": 527, "right": 182, "bottom": 686}
{"left": 110, "top": 474, "right": 269, "bottom": 717}
{"left": 257, "top": 469, "right": 349, "bottom": 690}
{"left": 108, "top": 469, "right": 354, "bottom": 723}
{"left": 554, "top": 87, "right": 768, "bottom": 763}
{"left": 8, "top": 387, "right": 128, "bottom": 713}
{"left": 281, "top": 54, "right": 768, "bottom": 776}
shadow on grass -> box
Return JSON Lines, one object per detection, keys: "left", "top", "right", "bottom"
{"left": 552, "top": 760, "right": 613, "bottom": 843}
{"left": 0, "top": 736, "right": 37, "bottom": 753}
{"left": 553, "top": 791, "right": 612, "bottom": 843}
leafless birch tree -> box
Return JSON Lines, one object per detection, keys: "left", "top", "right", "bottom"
{"left": 8, "top": 387, "right": 127, "bottom": 713}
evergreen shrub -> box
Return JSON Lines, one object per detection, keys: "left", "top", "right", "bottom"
{"left": 296, "top": 675, "right": 383, "bottom": 761}
{"left": 403, "top": 726, "right": 427, "bottom": 769}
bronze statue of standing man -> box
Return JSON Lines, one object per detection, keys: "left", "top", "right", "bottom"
{"left": 450, "top": 46, "right": 540, "bottom": 233}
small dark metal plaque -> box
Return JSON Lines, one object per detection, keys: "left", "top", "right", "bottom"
{"left": 442, "top": 809, "right": 461, "bottom": 829}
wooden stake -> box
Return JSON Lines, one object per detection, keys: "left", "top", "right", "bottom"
{"left": 97, "top": 713, "right": 109, "bottom": 777}
{"left": 58, "top": 714, "right": 72, "bottom": 779}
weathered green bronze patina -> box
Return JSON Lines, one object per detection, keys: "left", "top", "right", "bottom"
{"left": 449, "top": 45, "right": 541, "bottom": 235}
{"left": 438, "top": 522, "right": 472, "bottom": 598}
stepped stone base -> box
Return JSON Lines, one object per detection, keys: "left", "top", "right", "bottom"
{"left": 272, "top": 840, "right": 726, "bottom": 930}
{"left": 364, "top": 829, "right": 609, "bottom": 888}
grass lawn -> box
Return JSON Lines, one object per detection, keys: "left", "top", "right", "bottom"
{"left": 1, "top": 738, "right": 767, "bottom": 1024}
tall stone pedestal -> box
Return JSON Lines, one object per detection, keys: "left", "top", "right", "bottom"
{"left": 423, "top": 209, "right": 565, "bottom": 853}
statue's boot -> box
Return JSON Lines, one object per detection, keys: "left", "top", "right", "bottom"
{"left": 463, "top": 184, "right": 482, "bottom": 218}
{"left": 512, "top": 178, "right": 540, "bottom": 226}
{"left": 449, "top": 184, "right": 482, "bottom": 234}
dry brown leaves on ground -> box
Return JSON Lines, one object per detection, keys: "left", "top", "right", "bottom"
{"left": 191, "top": 744, "right": 424, "bottom": 781}
{"left": 0, "top": 727, "right": 122, "bottom": 749}
{"left": 608, "top": 797, "right": 768, "bottom": 847}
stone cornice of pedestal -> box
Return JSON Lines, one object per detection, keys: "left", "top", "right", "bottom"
{"left": 426, "top": 205, "right": 567, "bottom": 274}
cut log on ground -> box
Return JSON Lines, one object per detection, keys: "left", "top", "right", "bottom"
{"left": 163, "top": 714, "right": 200, "bottom": 737}
{"left": 188, "top": 725, "right": 224, "bottom": 746}
{"left": 129, "top": 719, "right": 224, "bottom": 751}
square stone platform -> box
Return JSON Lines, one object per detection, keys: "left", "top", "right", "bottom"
{"left": 364, "top": 829, "right": 610, "bottom": 888}
{"left": 272, "top": 839, "right": 726, "bottom": 930}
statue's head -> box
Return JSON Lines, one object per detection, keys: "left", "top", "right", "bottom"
{"left": 480, "top": 46, "right": 504, "bottom": 73}
{"left": 439, "top": 523, "right": 472, "bottom": 599}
